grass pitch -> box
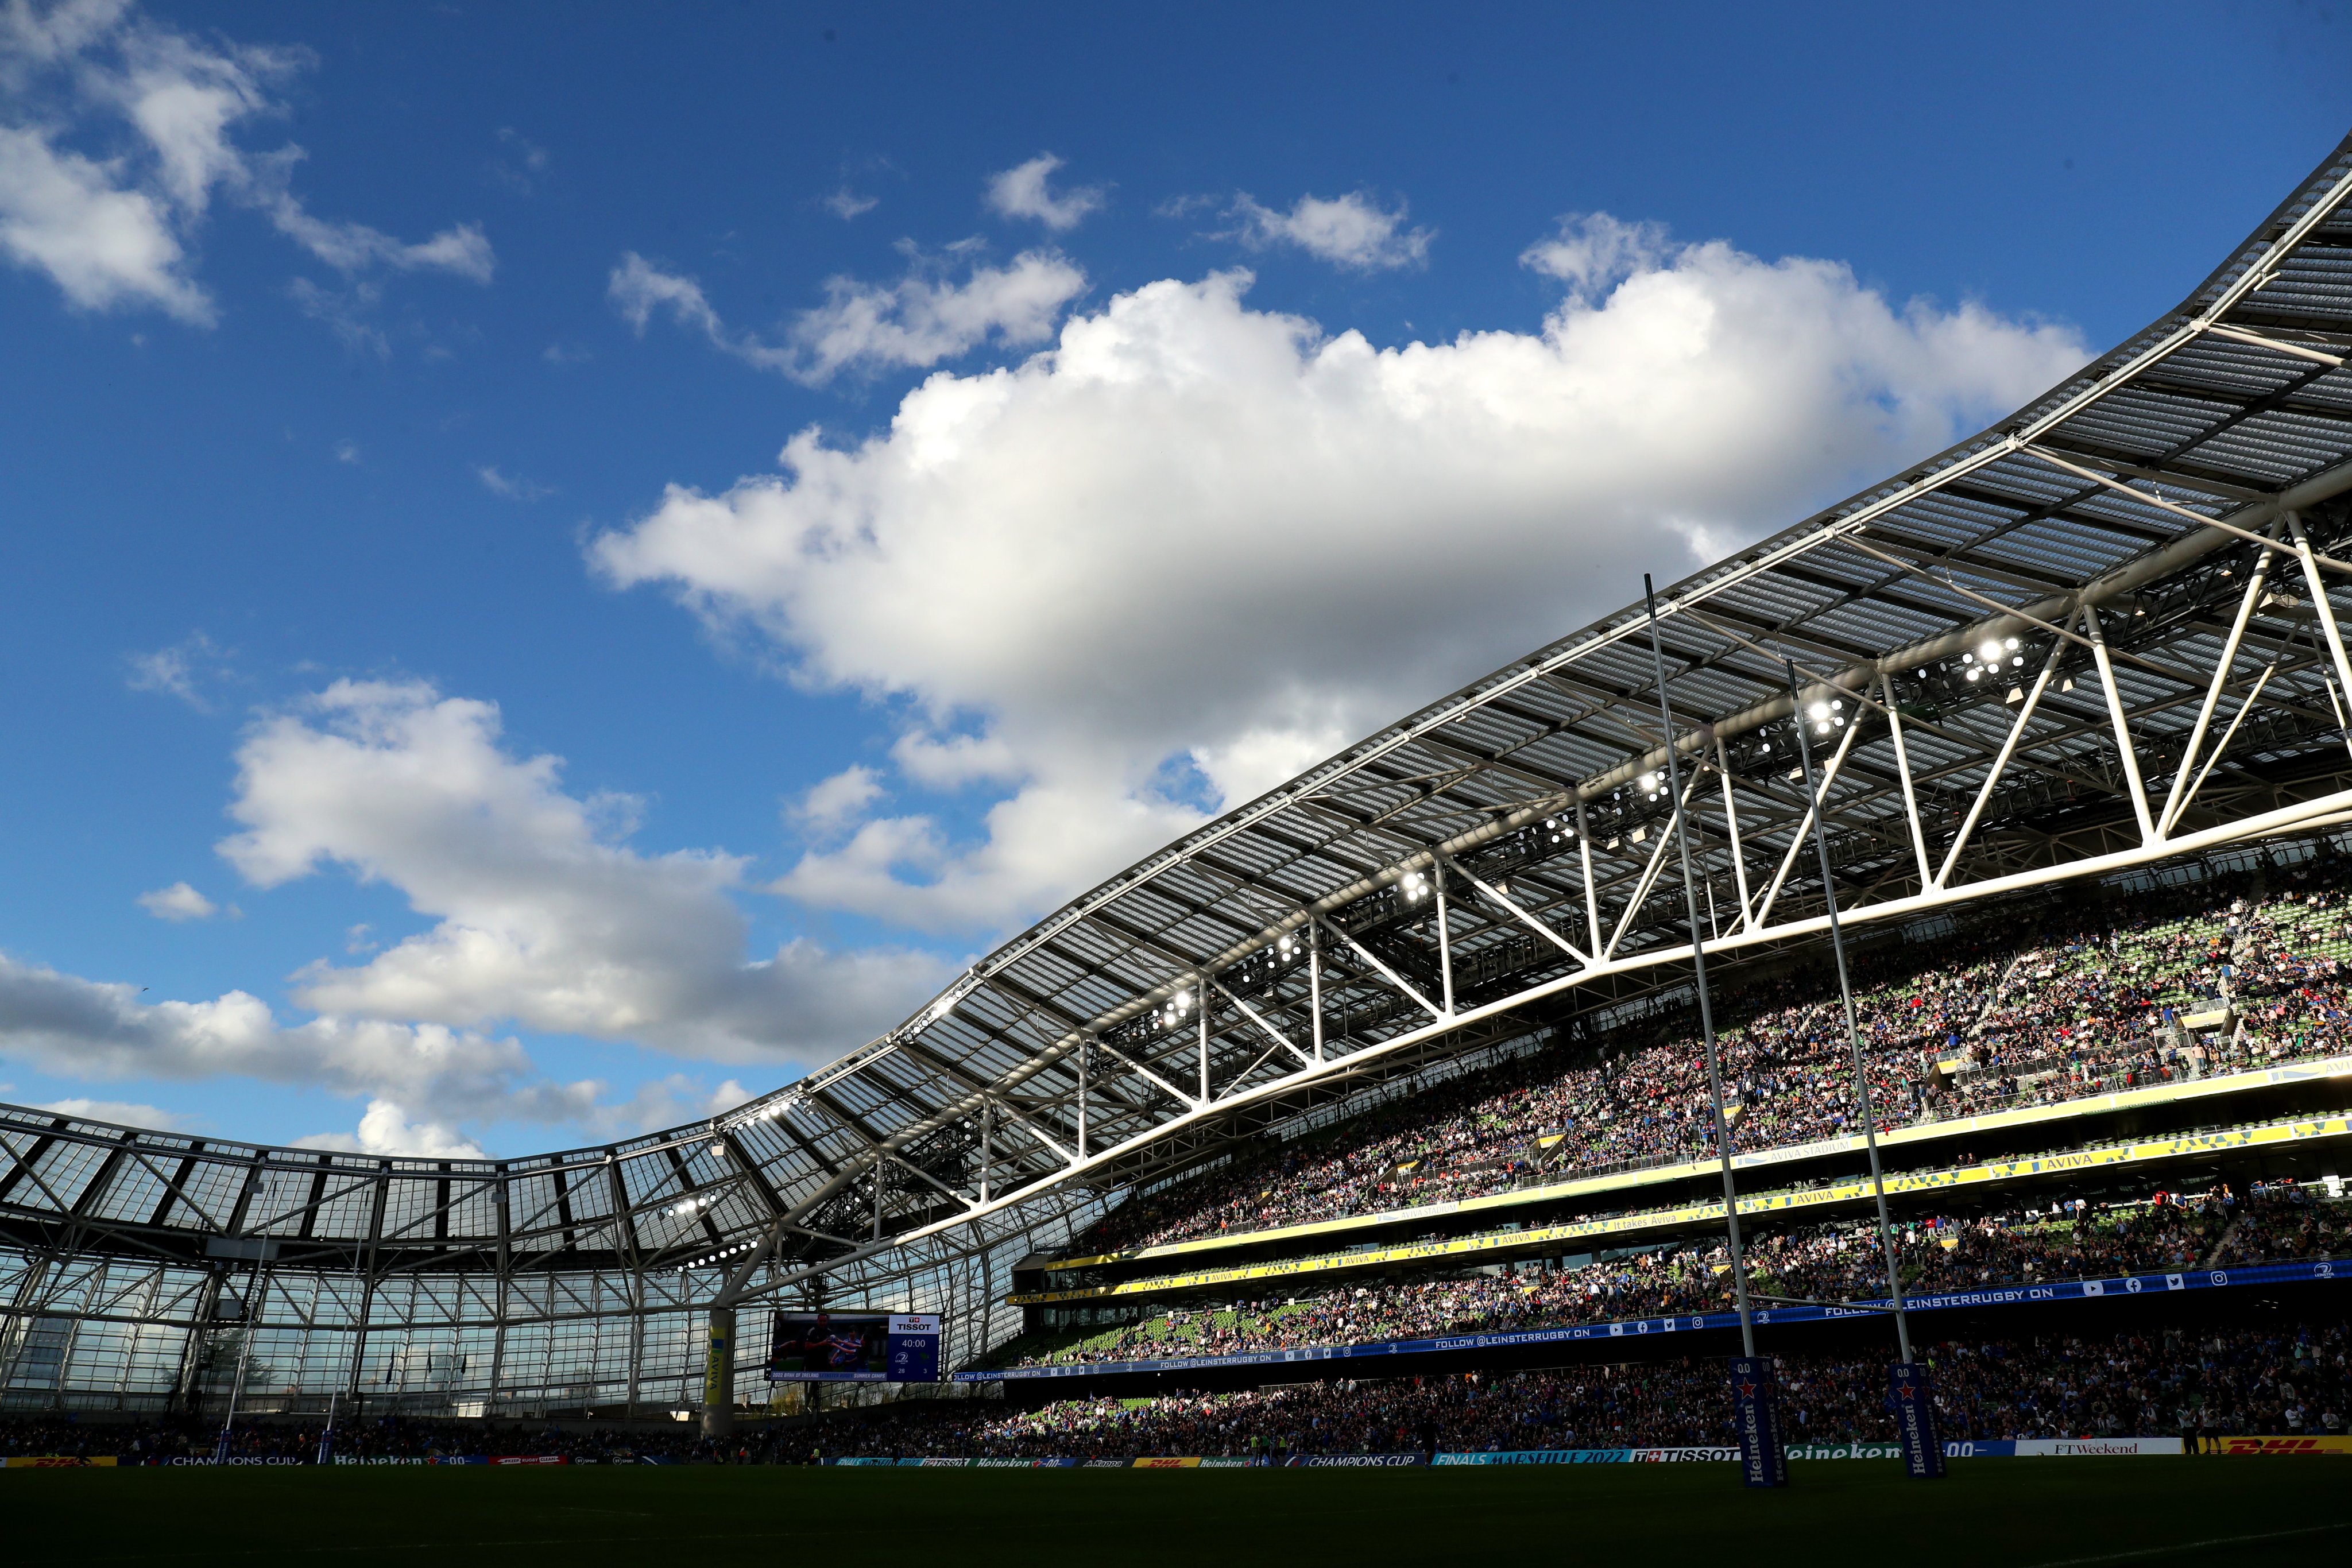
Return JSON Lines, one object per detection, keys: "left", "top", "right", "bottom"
{"left": 7, "top": 1460, "right": 2344, "bottom": 1567}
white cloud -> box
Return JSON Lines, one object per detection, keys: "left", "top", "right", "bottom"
{"left": 136, "top": 880, "right": 215, "bottom": 921}
{"left": 0, "top": 949, "right": 767, "bottom": 1154}
{"left": 1223, "top": 189, "right": 1431, "bottom": 271}
{"left": 215, "top": 679, "right": 951, "bottom": 1062}
{"left": 0, "top": 947, "right": 572, "bottom": 1122}
{"left": 295, "top": 1099, "right": 483, "bottom": 1158}
{"left": 797, "top": 764, "right": 884, "bottom": 833}
{"left": 7, "top": 666, "right": 955, "bottom": 1152}
{"left": 1520, "top": 211, "right": 1670, "bottom": 299}
{"left": 475, "top": 463, "right": 552, "bottom": 501}
{"left": 332, "top": 438, "right": 359, "bottom": 463}
{"left": 609, "top": 244, "right": 1086, "bottom": 385}
{"left": 37, "top": 1095, "right": 192, "bottom": 1130}
{"left": 0, "top": 2, "right": 492, "bottom": 325}
{"left": 0, "top": 122, "right": 210, "bottom": 319}
{"left": 595, "top": 226, "right": 2087, "bottom": 935}
{"left": 984, "top": 153, "right": 1105, "bottom": 232}
{"left": 124, "top": 629, "right": 228, "bottom": 708}
{"left": 823, "top": 187, "right": 877, "bottom": 220}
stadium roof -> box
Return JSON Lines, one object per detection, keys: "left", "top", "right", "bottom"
{"left": 9, "top": 133, "right": 2352, "bottom": 1303}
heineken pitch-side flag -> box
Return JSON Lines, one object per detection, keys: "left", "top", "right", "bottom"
{"left": 1888, "top": 1363, "right": 1946, "bottom": 1478}
{"left": 1728, "top": 1356, "right": 1788, "bottom": 1488}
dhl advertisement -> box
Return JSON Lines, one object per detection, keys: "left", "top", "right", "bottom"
{"left": 2214, "top": 1435, "right": 2352, "bottom": 1454}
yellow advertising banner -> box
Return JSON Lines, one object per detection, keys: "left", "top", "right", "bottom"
{"left": 2, "top": 1455, "right": 119, "bottom": 1468}
{"left": 2215, "top": 1435, "right": 2352, "bottom": 1455}
{"left": 1131, "top": 1456, "right": 1202, "bottom": 1468}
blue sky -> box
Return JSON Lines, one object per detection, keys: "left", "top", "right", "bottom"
{"left": 1, "top": 1, "right": 2344, "bottom": 1156}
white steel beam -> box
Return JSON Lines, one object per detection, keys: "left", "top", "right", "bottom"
{"left": 2083, "top": 603, "right": 2157, "bottom": 843}
{"left": 2161, "top": 541, "right": 2281, "bottom": 835}
{"left": 1880, "top": 671, "right": 1935, "bottom": 890}
{"left": 1441, "top": 851, "right": 1593, "bottom": 967}
{"left": 1935, "top": 640, "right": 2063, "bottom": 889}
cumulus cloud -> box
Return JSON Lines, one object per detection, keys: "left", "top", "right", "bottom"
{"left": 0, "top": 944, "right": 776, "bottom": 1154}
{"left": 0, "top": 122, "right": 209, "bottom": 319}
{"left": 797, "top": 764, "right": 884, "bottom": 834}
{"left": 295, "top": 1099, "right": 483, "bottom": 1157}
{"left": 1221, "top": 189, "right": 1431, "bottom": 271}
{"left": 985, "top": 153, "right": 1105, "bottom": 231}
{"left": 596, "top": 226, "right": 2088, "bottom": 935}
{"left": 136, "top": 881, "right": 215, "bottom": 921}
{"left": 0, "top": 2, "right": 492, "bottom": 325}
{"left": 0, "top": 947, "right": 582, "bottom": 1129}
{"left": 609, "top": 243, "right": 1086, "bottom": 385}
{"left": 215, "top": 679, "right": 951, "bottom": 1061}
{"left": 5, "top": 671, "right": 950, "bottom": 1153}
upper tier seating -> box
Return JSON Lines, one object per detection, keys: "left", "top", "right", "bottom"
{"left": 1080, "top": 866, "right": 2352, "bottom": 1256}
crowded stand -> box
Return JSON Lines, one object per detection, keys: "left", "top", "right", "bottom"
{"left": 1003, "top": 1182, "right": 2346, "bottom": 1370}
{"left": 1085, "top": 870, "right": 2352, "bottom": 1255}
{"left": 830, "top": 1321, "right": 2350, "bottom": 1459}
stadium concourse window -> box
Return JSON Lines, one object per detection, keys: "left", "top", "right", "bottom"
{"left": 1066, "top": 867, "right": 2352, "bottom": 1259}
{"left": 992, "top": 1182, "right": 2346, "bottom": 1372}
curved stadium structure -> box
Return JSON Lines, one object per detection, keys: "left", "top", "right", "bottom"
{"left": 9, "top": 134, "right": 2352, "bottom": 1431}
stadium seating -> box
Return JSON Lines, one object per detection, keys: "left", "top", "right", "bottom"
{"left": 999, "top": 1180, "right": 2343, "bottom": 1369}
{"left": 1073, "top": 870, "right": 2352, "bottom": 1259}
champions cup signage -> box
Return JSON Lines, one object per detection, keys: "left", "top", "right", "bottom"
{"left": 1729, "top": 1357, "right": 1788, "bottom": 1488}
{"left": 1888, "top": 1363, "right": 1945, "bottom": 1479}
{"left": 768, "top": 1311, "right": 941, "bottom": 1382}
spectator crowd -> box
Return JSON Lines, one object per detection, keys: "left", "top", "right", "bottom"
{"left": 827, "top": 1320, "right": 2349, "bottom": 1459}
{"left": 1085, "top": 869, "right": 2352, "bottom": 1255}
{"left": 1004, "top": 1181, "right": 2344, "bottom": 1370}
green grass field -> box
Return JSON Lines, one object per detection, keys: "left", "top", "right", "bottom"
{"left": 5, "top": 1461, "right": 2346, "bottom": 1568}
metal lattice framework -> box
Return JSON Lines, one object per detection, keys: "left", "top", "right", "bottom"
{"left": 9, "top": 134, "right": 2352, "bottom": 1414}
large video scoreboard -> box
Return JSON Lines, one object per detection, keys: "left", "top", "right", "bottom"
{"left": 767, "top": 1311, "right": 941, "bottom": 1382}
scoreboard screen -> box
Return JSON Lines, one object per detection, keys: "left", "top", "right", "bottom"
{"left": 767, "top": 1311, "right": 940, "bottom": 1382}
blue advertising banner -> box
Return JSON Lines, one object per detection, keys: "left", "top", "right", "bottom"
{"left": 1889, "top": 1362, "right": 1946, "bottom": 1479}
{"left": 957, "top": 1257, "right": 2346, "bottom": 1383}
{"left": 771, "top": 1312, "right": 941, "bottom": 1383}
{"left": 1730, "top": 1357, "right": 1788, "bottom": 1488}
